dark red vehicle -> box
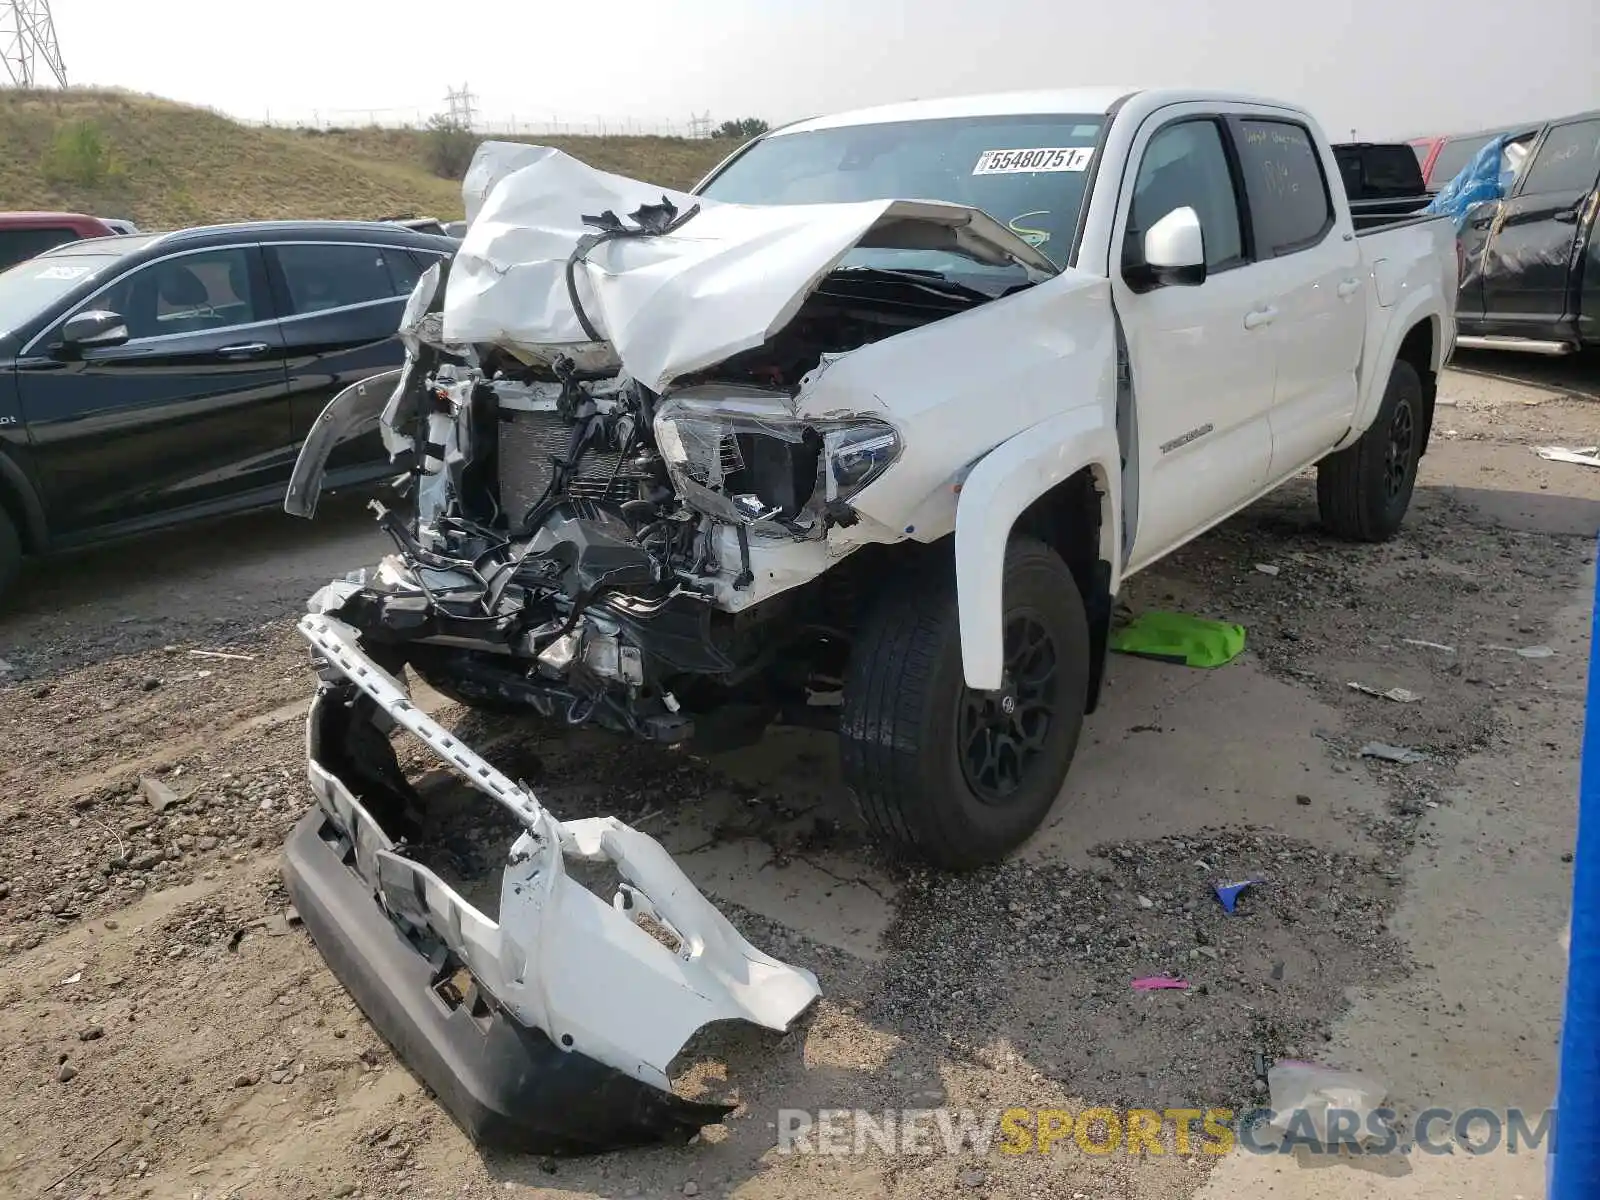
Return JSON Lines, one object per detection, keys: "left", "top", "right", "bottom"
{"left": 0, "top": 212, "right": 135, "bottom": 272}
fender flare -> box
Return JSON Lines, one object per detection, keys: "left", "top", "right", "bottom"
{"left": 0, "top": 447, "right": 48, "bottom": 551}
{"left": 1338, "top": 290, "right": 1444, "bottom": 453}
{"left": 953, "top": 409, "right": 1121, "bottom": 691}
{"left": 283, "top": 367, "right": 406, "bottom": 519}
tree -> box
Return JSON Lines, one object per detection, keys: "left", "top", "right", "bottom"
{"left": 713, "top": 117, "right": 770, "bottom": 141}
{"left": 423, "top": 113, "right": 478, "bottom": 180}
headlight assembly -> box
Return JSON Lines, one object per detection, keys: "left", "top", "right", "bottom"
{"left": 652, "top": 388, "right": 900, "bottom": 531}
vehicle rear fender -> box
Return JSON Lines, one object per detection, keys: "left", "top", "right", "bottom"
{"left": 1339, "top": 285, "right": 1444, "bottom": 454}
{"left": 954, "top": 409, "right": 1121, "bottom": 691}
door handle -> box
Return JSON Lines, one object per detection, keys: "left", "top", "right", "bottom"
{"left": 1553, "top": 207, "right": 1579, "bottom": 224}
{"left": 1243, "top": 306, "right": 1278, "bottom": 330}
{"left": 216, "top": 341, "right": 270, "bottom": 360}
{"left": 1337, "top": 278, "right": 1361, "bottom": 298}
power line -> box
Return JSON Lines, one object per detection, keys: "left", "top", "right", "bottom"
{"left": 443, "top": 83, "right": 477, "bottom": 130}
{"left": 0, "top": 0, "right": 67, "bottom": 87}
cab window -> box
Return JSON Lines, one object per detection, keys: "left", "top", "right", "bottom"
{"left": 1126, "top": 119, "right": 1245, "bottom": 273}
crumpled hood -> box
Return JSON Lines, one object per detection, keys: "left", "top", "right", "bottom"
{"left": 444, "top": 141, "right": 1057, "bottom": 394}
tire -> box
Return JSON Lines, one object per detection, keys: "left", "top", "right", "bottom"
{"left": 839, "top": 536, "right": 1089, "bottom": 870}
{"left": 0, "top": 506, "right": 21, "bottom": 606}
{"left": 1317, "top": 359, "right": 1424, "bottom": 542}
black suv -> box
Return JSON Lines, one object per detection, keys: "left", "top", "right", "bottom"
{"left": 0, "top": 220, "right": 458, "bottom": 596}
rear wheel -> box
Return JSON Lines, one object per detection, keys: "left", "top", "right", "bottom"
{"left": 839, "top": 537, "right": 1089, "bottom": 870}
{"left": 1317, "top": 359, "right": 1424, "bottom": 542}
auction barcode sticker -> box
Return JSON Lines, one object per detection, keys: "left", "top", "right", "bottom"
{"left": 972, "top": 146, "right": 1094, "bottom": 175}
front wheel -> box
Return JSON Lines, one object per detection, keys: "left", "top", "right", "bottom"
{"left": 0, "top": 506, "right": 21, "bottom": 608}
{"left": 1316, "top": 359, "right": 1424, "bottom": 542}
{"left": 838, "top": 537, "right": 1089, "bottom": 870}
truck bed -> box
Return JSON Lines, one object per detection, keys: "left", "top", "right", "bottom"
{"left": 1349, "top": 195, "right": 1435, "bottom": 232}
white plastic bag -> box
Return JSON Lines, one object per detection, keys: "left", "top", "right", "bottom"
{"left": 1266, "top": 1061, "right": 1390, "bottom": 1146}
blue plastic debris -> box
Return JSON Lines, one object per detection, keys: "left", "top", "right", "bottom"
{"left": 1423, "top": 134, "right": 1512, "bottom": 234}
{"left": 1214, "top": 879, "right": 1266, "bottom": 914}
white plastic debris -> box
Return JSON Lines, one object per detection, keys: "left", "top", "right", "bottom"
{"left": 1254, "top": 563, "right": 1280, "bottom": 576}
{"left": 1401, "top": 638, "right": 1455, "bottom": 653}
{"left": 1360, "top": 742, "right": 1432, "bottom": 764}
{"left": 1266, "top": 1061, "right": 1390, "bottom": 1146}
{"left": 1348, "top": 682, "right": 1422, "bottom": 703}
{"left": 1535, "top": 445, "right": 1600, "bottom": 468}
{"left": 1485, "top": 644, "right": 1557, "bottom": 659}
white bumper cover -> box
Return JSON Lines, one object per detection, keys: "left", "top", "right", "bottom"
{"left": 297, "top": 614, "right": 821, "bottom": 1094}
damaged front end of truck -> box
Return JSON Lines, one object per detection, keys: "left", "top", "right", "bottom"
{"left": 281, "top": 142, "right": 1059, "bottom": 1153}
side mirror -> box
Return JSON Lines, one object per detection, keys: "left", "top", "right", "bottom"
{"left": 1130, "top": 206, "right": 1207, "bottom": 290}
{"left": 58, "top": 309, "right": 129, "bottom": 354}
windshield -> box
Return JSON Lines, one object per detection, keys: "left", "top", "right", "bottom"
{"left": 0, "top": 251, "right": 121, "bottom": 339}
{"left": 698, "top": 113, "right": 1106, "bottom": 273}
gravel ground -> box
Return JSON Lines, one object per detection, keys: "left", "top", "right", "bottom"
{"left": 0, "top": 349, "right": 1595, "bottom": 1200}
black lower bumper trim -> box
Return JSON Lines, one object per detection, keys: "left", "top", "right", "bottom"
{"left": 281, "top": 808, "right": 734, "bottom": 1154}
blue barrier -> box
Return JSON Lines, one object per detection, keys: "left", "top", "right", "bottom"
{"left": 1552, "top": 543, "right": 1600, "bottom": 1196}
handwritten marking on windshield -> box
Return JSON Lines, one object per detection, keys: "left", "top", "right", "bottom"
{"left": 973, "top": 147, "right": 1093, "bottom": 175}
{"left": 1007, "top": 211, "right": 1053, "bottom": 248}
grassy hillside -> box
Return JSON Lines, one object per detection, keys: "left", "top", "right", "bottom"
{"left": 0, "top": 89, "right": 735, "bottom": 230}
{"left": 316, "top": 127, "right": 734, "bottom": 193}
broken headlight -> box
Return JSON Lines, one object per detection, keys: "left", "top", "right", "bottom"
{"left": 653, "top": 388, "right": 901, "bottom": 528}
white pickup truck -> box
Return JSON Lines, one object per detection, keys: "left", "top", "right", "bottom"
{"left": 280, "top": 88, "right": 1457, "bottom": 1152}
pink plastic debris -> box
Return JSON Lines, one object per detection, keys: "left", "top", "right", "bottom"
{"left": 1131, "top": 976, "right": 1189, "bottom": 991}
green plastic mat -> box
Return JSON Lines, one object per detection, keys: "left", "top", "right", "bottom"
{"left": 1109, "top": 611, "right": 1246, "bottom": 668}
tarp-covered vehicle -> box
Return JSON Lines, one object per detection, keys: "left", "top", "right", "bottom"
{"left": 282, "top": 87, "right": 1456, "bottom": 1154}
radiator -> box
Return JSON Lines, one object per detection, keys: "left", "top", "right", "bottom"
{"left": 497, "top": 406, "right": 639, "bottom": 522}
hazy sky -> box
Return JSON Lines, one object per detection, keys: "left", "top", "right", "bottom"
{"left": 53, "top": 0, "right": 1599, "bottom": 139}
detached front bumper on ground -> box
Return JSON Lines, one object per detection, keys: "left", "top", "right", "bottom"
{"left": 281, "top": 613, "right": 821, "bottom": 1153}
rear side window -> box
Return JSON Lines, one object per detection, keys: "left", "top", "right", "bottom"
{"left": 271, "top": 243, "right": 399, "bottom": 316}
{"left": 0, "top": 226, "right": 81, "bottom": 271}
{"left": 1234, "top": 119, "right": 1335, "bottom": 256}
{"left": 1521, "top": 119, "right": 1600, "bottom": 195}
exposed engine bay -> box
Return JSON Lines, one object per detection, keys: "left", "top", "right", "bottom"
{"left": 291, "top": 146, "right": 1048, "bottom": 747}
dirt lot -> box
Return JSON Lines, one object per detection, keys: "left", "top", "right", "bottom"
{"left": 1, "top": 350, "right": 1595, "bottom": 1200}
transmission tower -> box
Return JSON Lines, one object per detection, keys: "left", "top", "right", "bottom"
{"left": 1, "top": 0, "right": 67, "bottom": 87}
{"left": 687, "top": 110, "right": 712, "bottom": 139}
{"left": 443, "top": 83, "right": 477, "bottom": 129}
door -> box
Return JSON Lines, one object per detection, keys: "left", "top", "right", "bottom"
{"left": 268, "top": 241, "right": 430, "bottom": 481}
{"left": 15, "top": 243, "right": 293, "bottom": 538}
{"left": 1476, "top": 117, "right": 1600, "bottom": 336}
{"left": 1112, "top": 112, "right": 1276, "bottom": 571}
{"left": 1228, "top": 117, "right": 1366, "bottom": 476}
